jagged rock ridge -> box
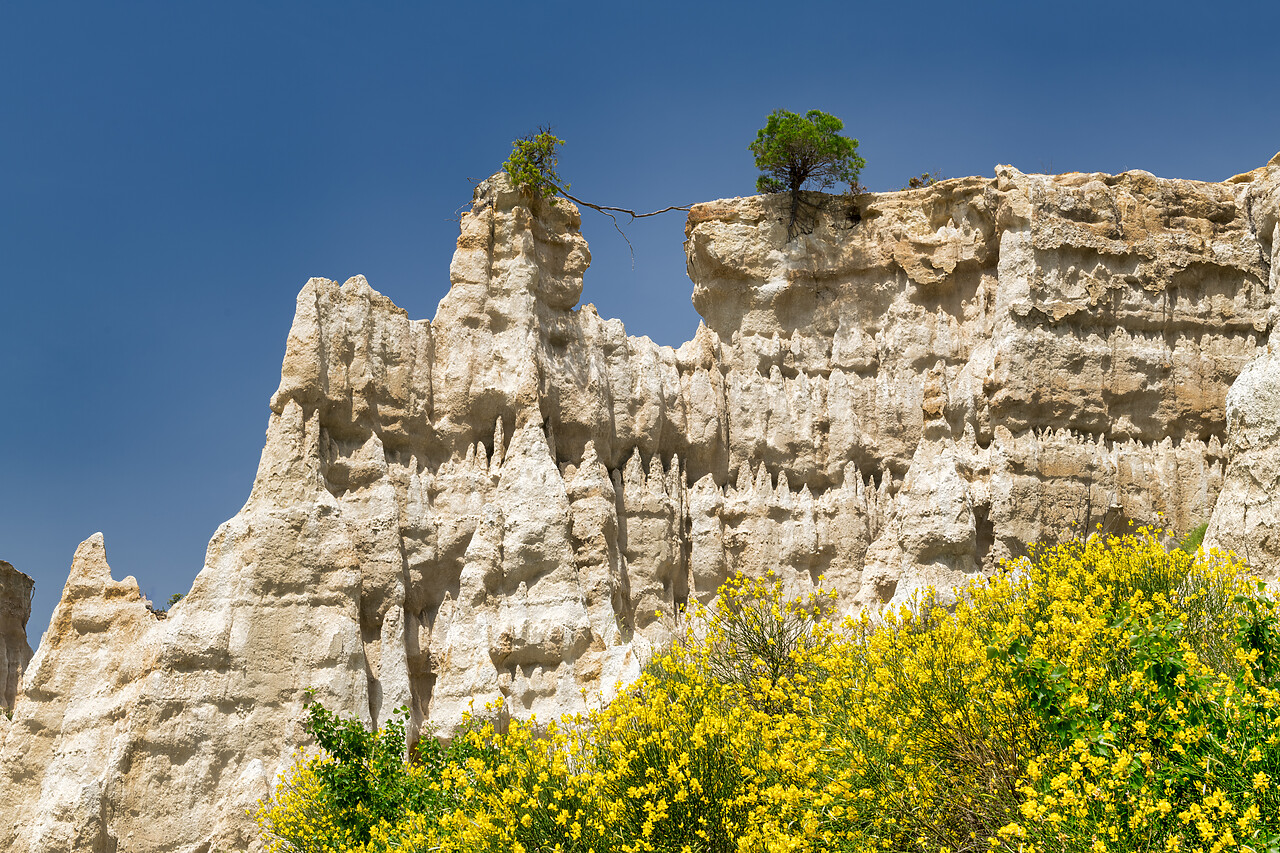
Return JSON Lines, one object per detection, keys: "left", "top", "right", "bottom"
{"left": 2, "top": 154, "right": 1279, "bottom": 852}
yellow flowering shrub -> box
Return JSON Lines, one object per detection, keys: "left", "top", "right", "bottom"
{"left": 255, "top": 532, "right": 1280, "bottom": 853}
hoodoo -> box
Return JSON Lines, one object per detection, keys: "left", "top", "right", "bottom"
{"left": 2, "top": 155, "right": 1279, "bottom": 851}
{"left": 0, "top": 560, "right": 33, "bottom": 717}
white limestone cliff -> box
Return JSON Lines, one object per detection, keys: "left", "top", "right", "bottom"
{"left": 2, "top": 156, "right": 1279, "bottom": 851}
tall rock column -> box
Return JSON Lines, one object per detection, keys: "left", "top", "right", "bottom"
{"left": 0, "top": 560, "right": 33, "bottom": 715}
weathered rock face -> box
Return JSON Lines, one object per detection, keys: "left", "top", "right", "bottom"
{"left": 1203, "top": 155, "right": 1280, "bottom": 572}
{"left": 686, "top": 161, "right": 1274, "bottom": 602}
{"left": 1205, "top": 347, "right": 1280, "bottom": 573}
{"left": 0, "top": 560, "right": 34, "bottom": 714}
{"left": 2, "top": 157, "right": 1278, "bottom": 852}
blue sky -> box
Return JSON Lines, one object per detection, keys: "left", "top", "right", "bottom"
{"left": 3, "top": 0, "right": 1278, "bottom": 638}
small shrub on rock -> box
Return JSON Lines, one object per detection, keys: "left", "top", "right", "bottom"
{"left": 502, "top": 128, "right": 566, "bottom": 200}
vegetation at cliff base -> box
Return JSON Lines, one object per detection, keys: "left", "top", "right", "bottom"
{"left": 255, "top": 530, "right": 1280, "bottom": 852}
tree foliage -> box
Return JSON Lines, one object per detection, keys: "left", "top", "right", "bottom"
{"left": 498, "top": 127, "right": 690, "bottom": 264}
{"left": 502, "top": 128, "right": 567, "bottom": 200}
{"left": 254, "top": 689, "right": 490, "bottom": 851}
{"left": 749, "top": 108, "right": 864, "bottom": 195}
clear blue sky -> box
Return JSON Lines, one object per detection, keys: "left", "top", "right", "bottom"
{"left": 3, "top": 0, "right": 1278, "bottom": 639}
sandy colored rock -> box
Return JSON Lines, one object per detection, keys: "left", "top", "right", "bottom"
{"left": 1204, "top": 348, "right": 1280, "bottom": 575}
{"left": 2, "top": 157, "right": 1279, "bottom": 851}
{"left": 1201, "top": 160, "right": 1280, "bottom": 575}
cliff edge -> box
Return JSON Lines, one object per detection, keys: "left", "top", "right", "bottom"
{"left": 2, "top": 156, "right": 1279, "bottom": 851}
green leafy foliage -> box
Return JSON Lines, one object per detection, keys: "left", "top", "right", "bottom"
{"left": 254, "top": 690, "right": 491, "bottom": 851}
{"left": 299, "top": 692, "right": 417, "bottom": 842}
{"left": 749, "top": 108, "right": 864, "bottom": 195}
{"left": 1179, "top": 520, "right": 1210, "bottom": 553}
{"left": 502, "top": 128, "right": 567, "bottom": 200}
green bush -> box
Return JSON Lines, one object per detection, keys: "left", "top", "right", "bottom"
{"left": 254, "top": 691, "right": 489, "bottom": 852}
{"left": 502, "top": 128, "right": 566, "bottom": 200}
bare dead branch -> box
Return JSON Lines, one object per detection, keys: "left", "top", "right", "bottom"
{"left": 558, "top": 191, "right": 692, "bottom": 220}
{"left": 549, "top": 186, "right": 692, "bottom": 267}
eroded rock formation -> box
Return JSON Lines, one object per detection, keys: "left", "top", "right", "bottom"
{"left": 0, "top": 560, "right": 34, "bottom": 716}
{"left": 2, "top": 155, "right": 1278, "bottom": 851}
{"left": 1203, "top": 156, "right": 1280, "bottom": 571}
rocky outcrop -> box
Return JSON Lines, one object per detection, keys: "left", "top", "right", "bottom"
{"left": 1205, "top": 347, "right": 1280, "bottom": 574}
{"left": 1203, "top": 155, "right": 1280, "bottom": 572}
{"left": 0, "top": 560, "right": 33, "bottom": 714}
{"left": 2, "top": 156, "right": 1277, "bottom": 851}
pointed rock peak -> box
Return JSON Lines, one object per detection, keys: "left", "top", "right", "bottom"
{"left": 67, "top": 533, "right": 112, "bottom": 589}
{"left": 776, "top": 470, "right": 790, "bottom": 496}
{"left": 492, "top": 417, "right": 507, "bottom": 468}
{"left": 666, "top": 454, "right": 683, "bottom": 495}
{"left": 459, "top": 504, "right": 504, "bottom": 606}
{"left": 624, "top": 449, "right": 646, "bottom": 490}
{"left": 61, "top": 534, "right": 145, "bottom": 611}
{"left": 501, "top": 407, "right": 557, "bottom": 478}
{"left": 735, "top": 465, "right": 750, "bottom": 494}
{"left": 691, "top": 472, "right": 719, "bottom": 493}
{"left": 754, "top": 463, "right": 772, "bottom": 495}
{"left": 693, "top": 321, "right": 722, "bottom": 353}
{"left": 646, "top": 454, "right": 667, "bottom": 495}
{"left": 567, "top": 440, "right": 615, "bottom": 500}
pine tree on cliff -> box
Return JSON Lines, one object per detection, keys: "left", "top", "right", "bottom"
{"left": 749, "top": 109, "right": 865, "bottom": 239}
